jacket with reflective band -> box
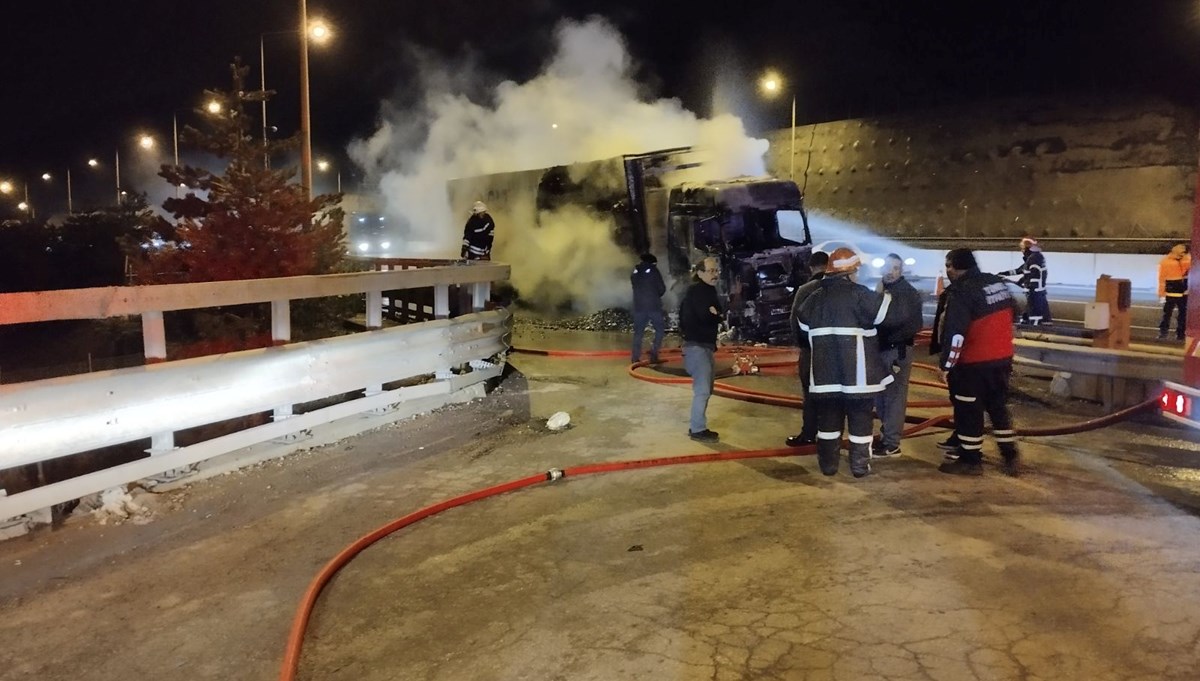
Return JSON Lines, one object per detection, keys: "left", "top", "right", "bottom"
{"left": 1158, "top": 254, "right": 1191, "bottom": 298}
{"left": 461, "top": 213, "right": 495, "bottom": 257}
{"left": 939, "top": 268, "right": 1015, "bottom": 370}
{"left": 999, "top": 248, "right": 1047, "bottom": 292}
{"left": 796, "top": 275, "right": 894, "bottom": 397}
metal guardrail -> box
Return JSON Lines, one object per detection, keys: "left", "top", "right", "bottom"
{"left": 0, "top": 262, "right": 512, "bottom": 523}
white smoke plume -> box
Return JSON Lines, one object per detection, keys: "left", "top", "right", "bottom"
{"left": 350, "top": 16, "right": 769, "bottom": 312}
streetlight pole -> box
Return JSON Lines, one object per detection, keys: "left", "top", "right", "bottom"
{"left": 114, "top": 149, "right": 121, "bottom": 205}
{"left": 789, "top": 95, "right": 796, "bottom": 181}
{"left": 66, "top": 169, "right": 73, "bottom": 213}
{"left": 260, "top": 35, "right": 269, "bottom": 153}
{"left": 299, "top": 0, "right": 313, "bottom": 199}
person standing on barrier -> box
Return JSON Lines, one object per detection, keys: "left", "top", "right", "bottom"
{"left": 872, "top": 254, "right": 925, "bottom": 458}
{"left": 785, "top": 250, "right": 828, "bottom": 447}
{"left": 461, "top": 201, "right": 495, "bottom": 260}
{"left": 1157, "top": 243, "right": 1190, "bottom": 342}
{"left": 998, "top": 236, "right": 1050, "bottom": 325}
{"left": 795, "top": 247, "right": 894, "bottom": 478}
{"left": 938, "top": 248, "right": 1021, "bottom": 477}
{"left": 631, "top": 253, "right": 667, "bottom": 363}
{"left": 680, "top": 257, "right": 723, "bottom": 443}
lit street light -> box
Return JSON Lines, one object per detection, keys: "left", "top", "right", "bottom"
{"left": 316, "top": 158, "right": 341, "bottom": 192}
{"left": 759, "top": 69, "right": 796, "bottom": 181}
{"left": 138, "top": 134, "right": 155, "bottom": 150}
{"left": 258, "top": 14, "right": 332, "bottom": 184}
{"left": 206, "top": 99, "right": 222, "bottom": 115}
{"left": 41, "top": 172, "right": 51, "bottom": 181}
{"left": 0, "top": 180, "right": 12, "bottom": 194}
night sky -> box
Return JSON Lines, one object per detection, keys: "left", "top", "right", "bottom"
{"left": 2, "top": 0, "right": 1198, "bottom": 192}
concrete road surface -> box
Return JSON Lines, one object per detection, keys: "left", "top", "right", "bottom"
{"left": 2, "top": 326, "right": 1200, "bottom": 680}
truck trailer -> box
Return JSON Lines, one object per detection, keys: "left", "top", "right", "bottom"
{"left": 447, "top": 147, "right": 813, "bottom": 344}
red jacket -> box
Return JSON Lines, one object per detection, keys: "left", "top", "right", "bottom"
{"left": 939, "top": 269, "right": 1016, "bottom": 370}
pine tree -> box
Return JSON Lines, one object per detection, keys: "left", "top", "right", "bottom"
{"left": 135, "top": 59, "right": 344, "bottom": 283}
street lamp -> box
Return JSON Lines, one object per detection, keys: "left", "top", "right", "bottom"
{"left": 759, "top": 70, "right": 796, "bottom": 181}
{"left": 300, "top": 4, "right": 334, "bottom": 199}
{"left": 316, "top": 158, "right": 341, "bottom": 192}
{"left": 260, "top": 17, "right": 331, "bottom": 179}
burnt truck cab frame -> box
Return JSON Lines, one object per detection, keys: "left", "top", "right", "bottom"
{"left": 664, "top": 179, "right": 812, "bottom": 344}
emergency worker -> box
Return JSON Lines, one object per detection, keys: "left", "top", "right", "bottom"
{"left": 998, "top": 237, "right": 1050, "bottom": 325}
{"left": 938, "top": 248, "right": 1021, "bottom": 477}
{"left": 795, "top": 247, "right": 894, "bottom": 478}
{"left": 872, "top": 254, "right": 924, "bottom": 458}
{"left": 461, "top": 201, "right": 495, "bottom": 260}
{"left": 630, "top": 253, "right": 667, "bottom": 363}
{"left": 1157, "top": 243, "right": 1190, "bottom": 342}
{"left": 785, "top": 250, "right": 829, "bottom": 447}
{"left": 679, "top": 257, "right": 723, "bottom": 443}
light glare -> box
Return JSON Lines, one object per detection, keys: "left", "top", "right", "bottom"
{"left": 0, "top": 181, "right": 12, "bottom": 194}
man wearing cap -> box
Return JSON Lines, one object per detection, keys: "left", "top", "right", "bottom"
{"left": 938, "top": 248, "right": 1021, "bottom": 477}
{"left": 461, "top": 201, "right": 495, "bottom": 260}
{"left": 795, "top": 247, "right": 895, "bottom": 478}
{"left": 1157, "top": 242, "right": 1191, "bottom": 342}
{"left": 998, "top": 237, "right": 1050, "bottom": 325}
{"left": 631, "top": 253, "right": 667, "bottom": 363}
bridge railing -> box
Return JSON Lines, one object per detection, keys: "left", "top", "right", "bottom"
{"left": 0, "top": 261, "right": 511, "bottom": 524}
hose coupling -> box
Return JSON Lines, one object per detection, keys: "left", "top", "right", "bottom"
{"left": 546, "top": 468, "right": 564, "bottom": 481}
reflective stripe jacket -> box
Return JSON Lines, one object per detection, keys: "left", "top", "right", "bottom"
{"left": 939, "top": 268, "right": 1016, "bottom": 371}
{"left": 999, "top": 248, "right": 1047, "bottom": 293}
{"left": 1158, "top": 254, "right": 1191, "bottom": 298}
{"left": 795, "top": 275, "right": 894, "bottom": 398}
{"left": 461, "top": 213, "right": 495, "bottom": 259}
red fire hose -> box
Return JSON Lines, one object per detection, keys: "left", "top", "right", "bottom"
{"left": 279, "top": 342, "right": 1158, "bottom": 679}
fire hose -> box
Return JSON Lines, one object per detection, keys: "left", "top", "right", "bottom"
{"left": 278, "top": 342, "right": 1158, "bottom": 679}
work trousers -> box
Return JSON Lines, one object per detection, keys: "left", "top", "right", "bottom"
{"left": 631, "top": 309, "right": 665, "bottom": 362}
{"left": 814, "top": 397, "right": 873, "bottom": 476}
{"left": 948, "top": 362, "right": 1017, "bottom": 464}
{"left": 797, "top": 349, "right": 817, "bottom": 440}
{"left": 874, "top": 345, "right": 914, "bottom": 450}
{"left": 1024, "top": 290, "right": 1052, "bottom": 325}
{"left": 682, "top": 343, "right": 715, "bottom": 433}
{"left": 1160, "top": 295, "right": 1187, "bottom": 340}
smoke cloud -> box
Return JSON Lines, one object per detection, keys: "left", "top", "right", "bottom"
{"left": 350, "top": 16, "right": 770, "bottom": 312}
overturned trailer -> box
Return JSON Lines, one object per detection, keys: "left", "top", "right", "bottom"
{"left": 448, "top": 147, "right": 813, "bottom": 343}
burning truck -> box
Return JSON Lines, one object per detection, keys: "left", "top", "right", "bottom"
{"left": 447, "top": 146, "right": 813, "bottom": 344}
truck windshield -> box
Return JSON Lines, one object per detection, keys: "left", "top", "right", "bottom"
{"left": 777, "top": 210, "right": 809, "bottom": 244}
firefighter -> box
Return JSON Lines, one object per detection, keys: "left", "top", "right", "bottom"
{"left": 784, "top": 250, "right": 828, "bottom": 447}
{"left": 794, "top": 247, "right": 894, "bottom": 478}
{"left": 1157, "top": 242, "right": 1191, "bottom": 342}
{"left": 630, "top": 253, "right": 667, "bottom": 363}
{"left": 938, "top": 248, "right": 1021, "bottom": 477}
{"left": 998, "top": 237, "right": 1050, "bottom": 325}
{"left": 460, "top": 201, "right": 495, "bottom": 260}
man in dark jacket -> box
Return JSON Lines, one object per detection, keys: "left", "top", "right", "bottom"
{"left": 795, "top": 248, "right": 895, "bottom": 478}
{"left": 461, "top": 201, "right": 495, "bottom": 260}
{"left": 998, "top": 237, "right": 1050, "bottom": 325}
{"left": 872, "top": 254, "right": 925, "bottom": 458}
{"left": 938, "top": 248, "right": 1021, "bottom": 477}
{"left": 630, "top": 253, "right": 667, "bottom": 363}
{"left": 679, "top": 257, "right": 723, "bottom": 443}
{"left": 785, "top": 251, "right": 828, "bottom": 447}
